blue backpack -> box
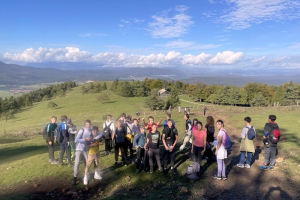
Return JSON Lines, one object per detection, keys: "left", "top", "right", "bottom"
{"left": 54, "top": 125, "right": 62, "bottom": 143}
{"left": 223, "top": 129, "right": 232, "bottom": 149}
{"left": 246, "top": 126, "right": 256, "bottom": 140}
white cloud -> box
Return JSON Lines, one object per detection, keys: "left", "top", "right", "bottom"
{"left": 220, "top": 0, "right": 300, "bottom": 29}
{"left": 158, "top": 40, "right": 221, "bottom": 50}
{"left": 133, "top": 18, "right": 145, "bottom": 23}
{"left": 252, "top": 56, "right": 266, "bottom": 62}
{"left": 209, "top": 51, "right": 244, "bottom": 64}
{"left": 148, "top": 5, "right": 194, "bottom": 38}
{"left": 3, "top": 47, "right": 245, "bottom": 67}
{"left": 78, "top": 32, "right": 107, "bottom": 37}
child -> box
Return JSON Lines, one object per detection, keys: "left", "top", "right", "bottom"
{"left": 213, "top": 120, "right": 227, "bottom": 180}
{"left": 103, "top": 115, "right": 115, "bottom": 155}
{"left": 163, "top": 113, "right": 175, "bottom": 128}
{"left": 112, "top": 120, "right": 127, "bottom": 166}
{"left": 162, "top": 119, "right": 178, "bottom": 173}
{"left": 191, "top": 121, "right": 207, "bottom": 166}
{"left": 46, "top": 116, "right": 58, "bottom": 164}
{"left": 133, "top": 125, "right": 146, "bottom": 173}
{"left": 125, "top": 117, "right": 134, "bottom": 163}
{"left": 180, "top": 114, "right": 192, "bottom": 150}
{"left": 83, "top": 126, "right": 103, "bottom": 185}
{"left": 58, "top": 115, "right": 71, "bottom": 166}
{"left": 145, "top": 123, "right": 163, "bottom": 173}
{"left": 67, "top": 118, "right": 77, "bottom": 161}
{"left": 237, "top": 117, "right": 256, "bottom": 169}
{"left": 142, "top": 116, "right": 162, "bottom": 133}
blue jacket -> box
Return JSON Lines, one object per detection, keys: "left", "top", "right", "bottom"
{"left": 133, "top": 132, "right": 146, "bottom": 148}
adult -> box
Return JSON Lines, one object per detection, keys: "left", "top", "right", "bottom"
{"left": 203, "top": 106, "right": 207, "bottom": 116}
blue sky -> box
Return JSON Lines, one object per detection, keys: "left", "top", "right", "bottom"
{"left": 0, "top": 0, "right": 300, "bottom": 69}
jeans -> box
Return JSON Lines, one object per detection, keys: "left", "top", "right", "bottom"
{"left": 136, "top": 147, "right": 145, "bottom": 169}
{"left": 46, "top": 140, "right": 54, "bottom": 161}
{"left": 148, "top": 148, "right": 161, "bottom": 168}
{"left": 240, "top": 151, "right": 253, "bottom": 165}
{"left": 193, "top": 145, "right": 204, "bottom": 165}
{"left": 264, "top": 145, "right": 277, "bottom": 165}
{"left": 115, "top": 142, "right": 125, "bottom": 162}
{"left": 73, "top": 150, "right": 88, "bottom": 177}
{"left": 59, "top": 142, "right": 71, "bottom": 165}
{"left": 163, "top": 149, "right": 176, "bottom": 169}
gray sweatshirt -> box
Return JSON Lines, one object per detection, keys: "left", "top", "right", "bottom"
{"left": 75, "top": 128, "right": 92, "bottom": 151}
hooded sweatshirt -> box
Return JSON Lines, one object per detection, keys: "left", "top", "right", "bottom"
{"left": 264, "top": 122, "right": 280, "bottom": 147}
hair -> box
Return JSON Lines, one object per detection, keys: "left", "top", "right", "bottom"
{"left": 216, "top": 119, "right": 224, "bottom": 127}
{"left": 84, "top": 119, "right": 92, "bottom": 124}
{"left": 61, "top": 115, "right": 67, "bottom": 121}
{"left": 206, "top": 116, "right": 215, "bottom": 126}
{"left": 92, "top": 126, "right": 99, "bottom": 131}
{"left": 148, "top": 116, "right": 154, "bottom": 120}
{"left": 167, "top": 119, "right": 173, "bottom": 123}
{"left": 167, "top": 113, "right": 171, "bottom": 118}
{"left": 125, "top": 116, "right": 131, "bottom": 122}
{"left": 244, "top": 116, "right": 251, "bottom": 123}
{"left": 120, "top": 113, "right": 126, "bottom": 118}
{"left": 185, "top": 114, "right": 190, "bottom": 119}
{"left": 107, "top": 115, "right": 112, "bottom": 119}
{"left": 152, "top": 123, "right": 157, "bottom": 127}
{"left": 269, "top": 115, "right": 277, "bottom": 122}
{"left": 51, "top": 116, "right": 57, "bottom": 120}
{"left": 193, "top": 118, "right": 198, "bottom": 124}
{"left": 133, "top": 118, "right": 138, "bottom": 122}
{"left": 196, "top": 121, "right": 203, "bottom": 129}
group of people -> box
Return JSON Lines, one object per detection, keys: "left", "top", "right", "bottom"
{"left": 43, "top": 111, "right": 281, "bottom": 184}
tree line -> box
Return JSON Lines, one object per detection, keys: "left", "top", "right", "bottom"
{"left": 0, "top": 82, "right": 77, "bottom": 121}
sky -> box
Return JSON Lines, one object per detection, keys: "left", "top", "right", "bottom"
{"left": 0, "top": 0, "right": 300, "bottom": 70}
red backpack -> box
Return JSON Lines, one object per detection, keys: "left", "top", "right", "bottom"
{"left": 268, "top": 123, "right": 281, "bottom": 144}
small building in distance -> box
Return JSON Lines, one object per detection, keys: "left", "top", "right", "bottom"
{"left": 158, "top": 88, "right": 169, "bottom": 97}
{"left": 86, "top": 80, "right": 95, "bottom": 83}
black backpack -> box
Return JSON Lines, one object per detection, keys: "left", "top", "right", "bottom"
{"left": 267, "top": 123, "right": 281, "bottom": 144}
{"left": 207, "top": 125, "right": 215, "bottom": 142}
{"left": 42, "top": 123, "right": 50, "bottom": 140}
{"left": 103, "top": 122, "right": 113, "bottom": 139}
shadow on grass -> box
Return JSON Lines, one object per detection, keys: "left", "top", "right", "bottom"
{"left": 103, "top": 101, "right": 117, "bottom": 104}
{"left": 0, "top": 138, "right": 25, "bottom": 145}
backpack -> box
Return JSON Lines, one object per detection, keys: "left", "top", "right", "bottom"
{"left": 223, "top": 129, "right": 232, "bottom": 149}
{"left": 246, "top": 126, "right": 256, "bottom": 140}
{"left": 42, "top": 123, "right": 50, "bottom": 140}
{"left": 103, "top": 122, "right": 112, "bottom": 139}
{"left": 207, "top": 125, "right": 215, "bottom": 142}
{"left": 186, "top": 162, "right": 200, "bottom": 180}
{"left": 54, "top": 125, "right": 62, "bottom": 143}
{"left": 268, "top": 124, "right": 281, "bottom": 144}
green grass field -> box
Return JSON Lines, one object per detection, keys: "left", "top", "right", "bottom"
{"left": 0, "top": 83, "right": 299, "bottom": 199}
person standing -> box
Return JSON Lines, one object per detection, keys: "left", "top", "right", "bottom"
{"left": 191, "top": 121, "right": 207, "bottom": 165}
{"left": 133, "top": 125, "right": 146, "bottom": 173}
{"left": 103, "top": 115, "right": 115, "bottom": 155}
{"left": 112, "top": 120, "right": 127, "bottom": 166}
{"left": 45, "top": 116, "right": 58, "bottom": 164}
{"left": 163, "top": 113, "right": 175, "bottom": 128}
{"left": 67, "top": 119, "right": 77, "bottom": 162}
{"left": 203, "top": 106, "right": 207, "bottom": 116}
{"left": 180, "top": 114, "right": 192, "bottom": 150}
{"left": 259, "top": 115, "right": 281, "bottom": 171}
{"left": 142, "top": 116, "right": 162, "bottom": 134}
{"left": 162, "top": 119, "right": 178, "bottom": 173}
{"left": 237, "top": 117, "right": 256, "bottom": 169}
{"left": 178, "top": 106, "right": 181, "bottom": 113}
{"left": 58, "top": 115, "right": 71, "bottom": 166}
{"left": 205, "top": 116, "right": 215, "bottom": 162}
{"left": 213, "top": 120, "right": 227, "bottom": 180}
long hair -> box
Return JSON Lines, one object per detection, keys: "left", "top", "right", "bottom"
{"left": 206, "top": 116, "right": 215, "bottom": 126}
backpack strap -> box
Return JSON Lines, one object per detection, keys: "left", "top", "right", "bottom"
{"left": 108, "top": 122, "right": 112, "bottom": 128}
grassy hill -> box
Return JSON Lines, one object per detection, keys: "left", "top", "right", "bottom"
{"left": 0, "top": 83, "right": 300, "bottom": 199}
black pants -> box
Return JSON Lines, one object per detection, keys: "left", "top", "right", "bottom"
{"left": 136, "top": 147, "right": 145, "bottom": 169}
{"left": 193, "top": 145, "right": 204, "bottom": 165}
{"left": 105, "top": 139, "right": 112, "bottom": 152}
{"left": 115, "top": 142, "right": 125, "bottom": 162}
{"left": 148, "top": 148, "right": 161, "bottom": 168}
{"left": 124, "top": 139, "right": 133, "bottom": 159}
{"left": 59, "top": 142, "right": 71, "bottom": 164}
{"left": 143, "top": 150, "right": 150, "bottom": 170}
{"left": 163, "top": 149, "right": 176, "bottom": 169}
{"left": 46, "top": 140, "right": 54, "bottom": 161}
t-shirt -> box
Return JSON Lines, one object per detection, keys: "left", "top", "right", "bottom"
{"left": 162, "top": 127, "right": 178, "bottom": 146}
{"left": 145, "top": 122, "right": 159, "bottom": 133}
{"left": 192, "top": 130, "right": 206, "bottom": 147}
{"left": 89, "top": 138, "right": 100, "bottom": 154}
{"left": 147, "top": 131, "right": 160, "bottom": 149}
{"left": 217, "top": 129, "right": 226, "bottom": 144}
{"left": 192, "top": 125, "right": 197, "bottom": 132}
{"left": 115, "top": 128, "right": 125, "bottom": 143}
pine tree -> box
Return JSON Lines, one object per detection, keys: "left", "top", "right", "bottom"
{"left": 102, "top": 82, "right": 107, "bottom": 90}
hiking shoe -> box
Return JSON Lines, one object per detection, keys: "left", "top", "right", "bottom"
{"left": 269, "top": 165, "right": 274, "bottom": 171}
{"left": 259, "top": 164, "right": 268, "bottom": 170}
{"left": 83, "top": 176, "right": 88, "bottom": 185}
{"left": 135, "top": 169, "right": 140, "bottom": 174}
{"left": 212, "top": 175, "right": 222, "bottom": 180}
{"left": 72, "top": 177, "right": 77, "bottom": 185}
{"left": 245, "top": 164, "right": 251, "bottom": 169}
{"left": 94, "top": 172, "right": 102, "bottom": 180}
{"left": 222, "top": 176, "right": 228, "bottom": 180}
{"left": 114, "top": 161, "right": 118, "bottom": 166}
{"left": 236, "top": 164, "right": 245, "bottom": 168}
{"left": 51, "top": 160, "right": 58, "bottom": 165}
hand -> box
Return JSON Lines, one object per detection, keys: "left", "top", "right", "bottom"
{"left": 201, "top": 149, "right": 206, "bottom": 155}
{"left": 67, "top": 142, "right": 70, "bottom": 146}
{"left": 85, "top": 137, "right": 90, "bottom": 141}
{"left": 165, "top": 145, "right": 169, "bottom": 151}
{"left": 99, "top": 142, "right": 103, "bottom": 145}
{"left": 49, "top": 141, "right": 52, "bottom": 145}
{"left": 185, "top": 130, "right": 187, "bottom": 133}
{"left": 191, "top": 149, "right": 193, "bottom": 153}
{"left": 68, "top": 130, "right": 71, "bottom": 133}
{"left": 142, "top": 118, "right": 145, "bottom": 121}
{"left": 215, "top": 150, "right": 218, "bottom": 156}
{"left": 170, "top": 145, "right": 174, "bottom": 150}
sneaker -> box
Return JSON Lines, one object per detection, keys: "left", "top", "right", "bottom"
{"left": 245, "top": 164, "right": 251, "bottom": 169}
{"left": 83, "top": 175, "right": 88, "bottom": 185}
{"left": 222, "top": 176, "right": 228, "bottom": 180}
{"left": 72, "top": 177, "right": 77, "bottom": 185}
{"left": 135, "top": 169, "right": 140, "bottom": 174}
{"left": 269, "top": 165, "right": 274, "bottom": 171}
{"left": 150, "top": 167, "right": 154, "bottom": 174}
{"left": 259, "top": 164, "right": 268, "bottom": 170}
{"left": 51, "top": 160, "right": 58, "bottom": 165}
{"left": 236, "top": 164, "right": 245, "bottom": 168}
{"left": 212, "top": 175, "right": 222, "bottom": 180}
{"left": 94, "top": 172, "right": 102, "bottom": 180}
{"left": 159, "top": 168, "right": 163, "bottom": 173}
{"left": 114, "top": 161, "right": 118, "bottom": 166}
